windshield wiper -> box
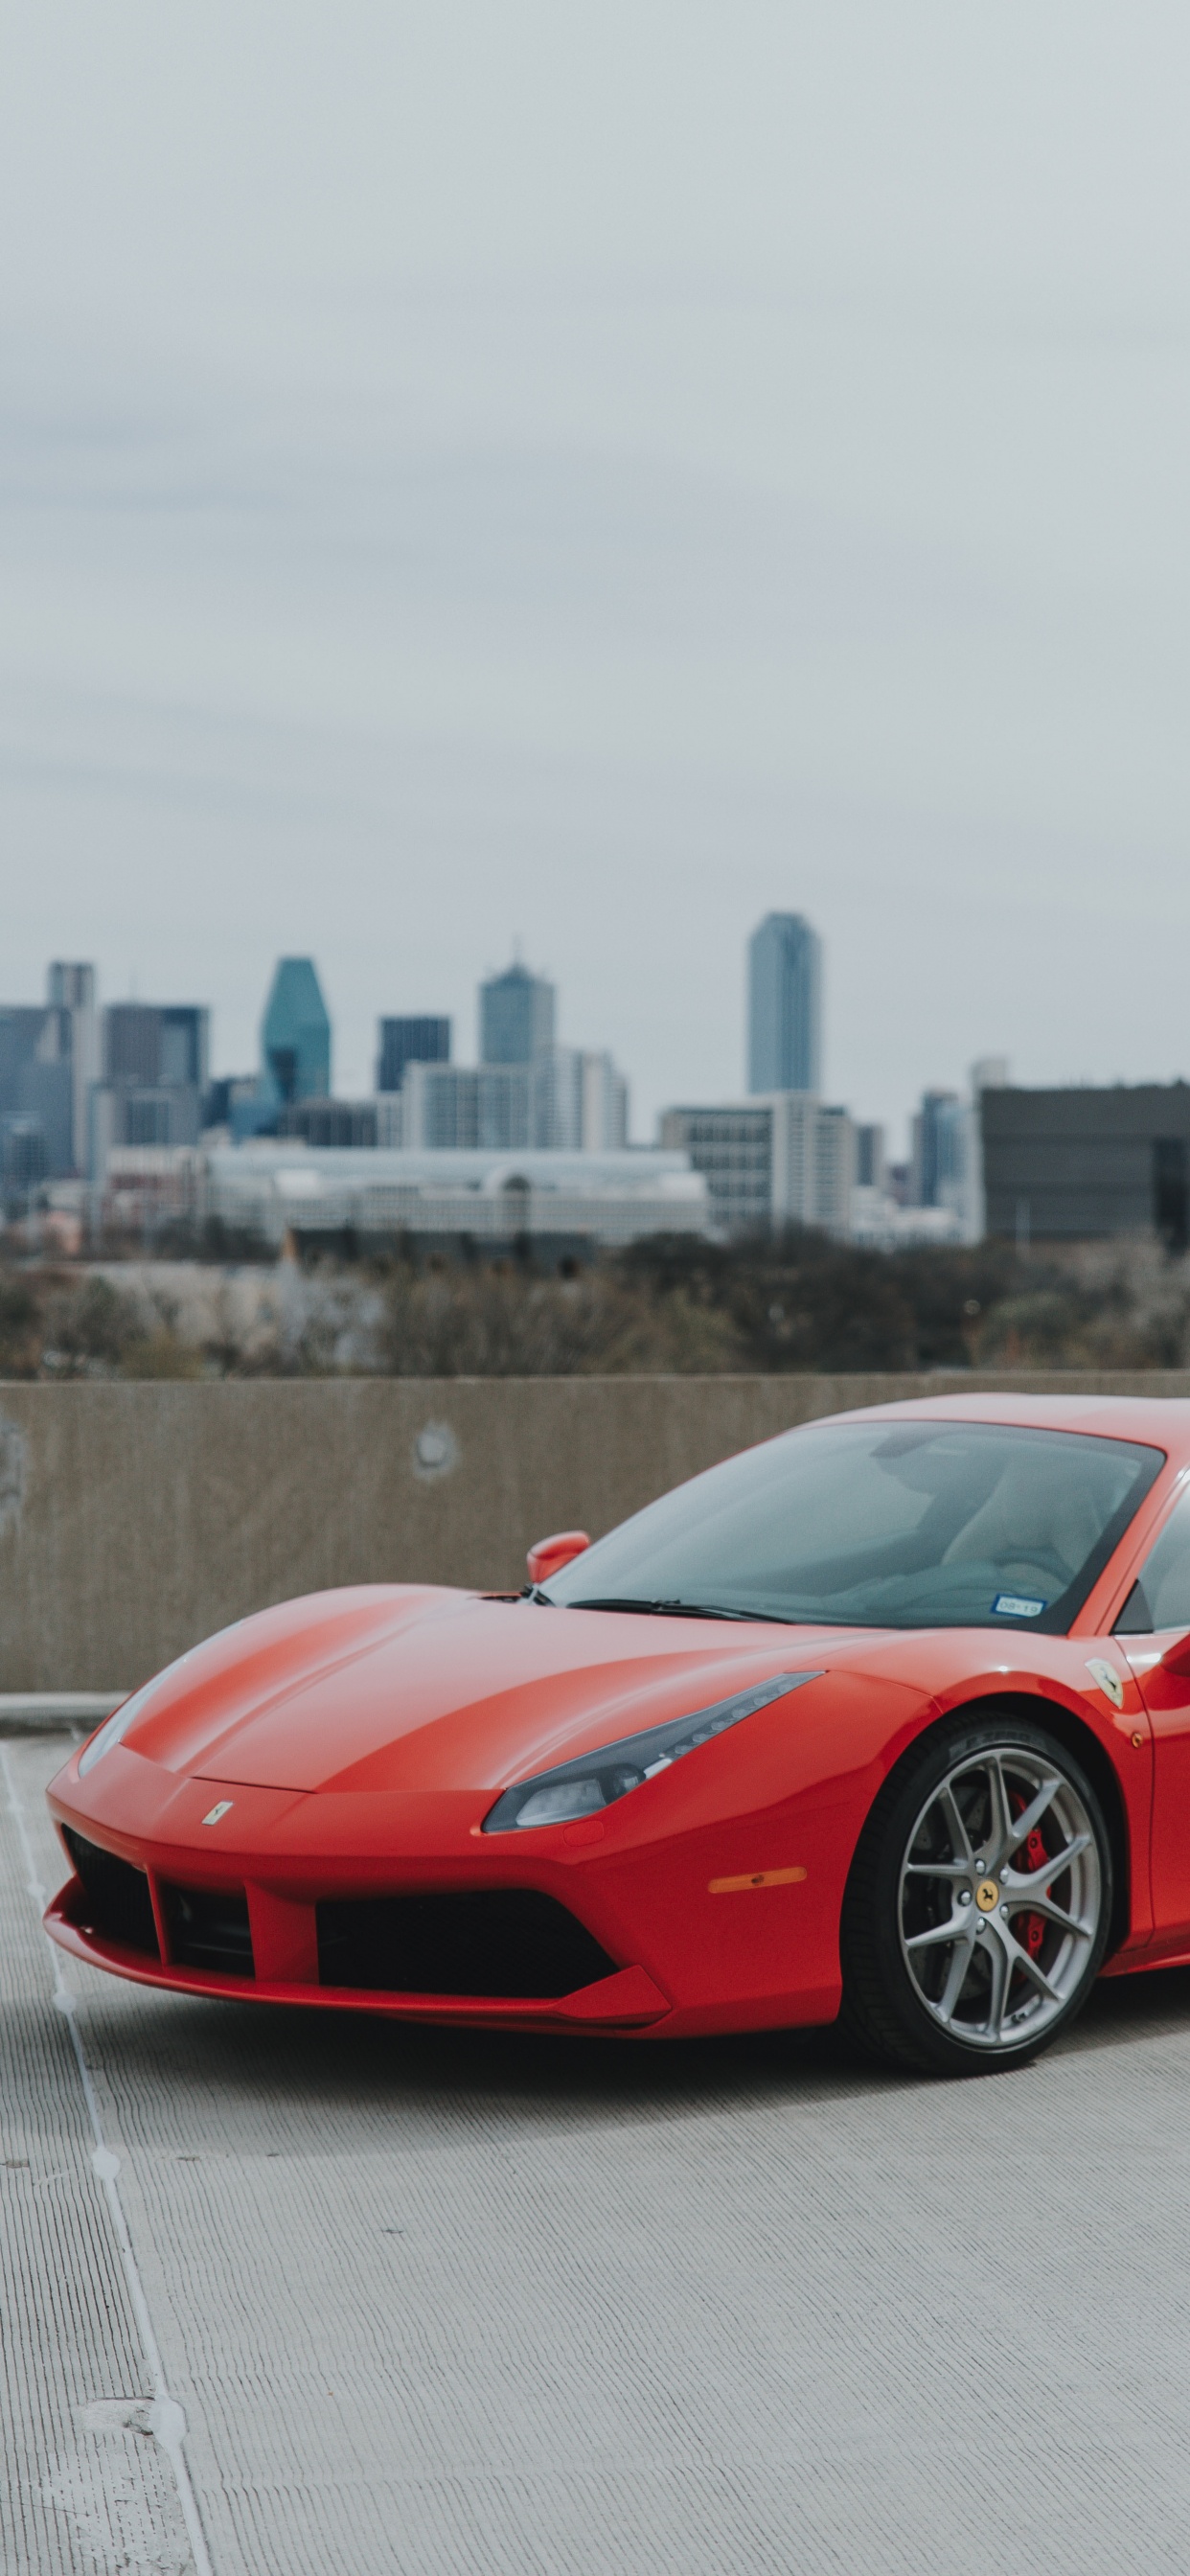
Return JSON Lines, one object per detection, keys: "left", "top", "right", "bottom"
{"left": 564, "top": 1596, "right": 801, "bottom": 1624}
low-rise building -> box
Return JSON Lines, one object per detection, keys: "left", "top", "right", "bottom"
{"left": 981, "top": 1082, "right": 1190, "bottom": 1246}
{"left": 848, "top": 1190, "right": 967, "bottom": 1250}
{"left": 93, "top": 1140, "right": 705, "bottom": 1254}
{"left": 198, "top": 1144, "right": 708, "bottom": 1255}
{"left": 99, "top": 1147, "right": 205, "bottom": 1238}
{"left": 277, "top": 1100, "right": 378, "bottom": 1149}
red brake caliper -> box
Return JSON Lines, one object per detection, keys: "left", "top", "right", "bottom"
{"left": 1010, "top": 1792, "right": 1047, "bottom": 1956}
{"left": 1021, "top": 1828, "right": 1046, "bottom": 1956}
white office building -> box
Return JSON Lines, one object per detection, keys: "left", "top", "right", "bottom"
{"left": 392, "top": 1047, "right": 628, "bottom": 1155}
{"left": 658, "top": 1094, "right": 855, "bottom": 1239}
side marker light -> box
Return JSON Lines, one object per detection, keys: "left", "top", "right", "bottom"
{"left": 709, "top": 1866, "right": 807, "bottom": 1895}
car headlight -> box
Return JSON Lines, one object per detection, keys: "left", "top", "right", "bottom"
{"left": 482, "top": 1669, "right": 822, "bottom": 1832}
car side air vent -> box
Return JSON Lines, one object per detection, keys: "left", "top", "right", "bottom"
{"left": 163, "top": 1884, "right": 255, "bottom": 1979}
{"left": 63, "top": 1828, "right": 160, "bottom": 1959}
{"left": 316, "top": 1888, "right": 617, "bottom": 1999}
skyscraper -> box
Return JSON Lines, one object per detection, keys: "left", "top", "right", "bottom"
{"left": 855, "top": 1123, "right": 886, "bottom": 1191}
{"left": 104, "top": 1005, "right": 208, "bottom": 1089}
{"left": 261, "top": 958, "right": 332, "bottom": 1104}
{"left": 746, "top": 914, "right": 822, "bottom": 1095}
{"left": 910, "top": 1090, "right": 962, "bottom": 1208}
{"left": 89, "top": 1000, "right": 210, "bottom": 1174}
{"left": 377, "top": 1016, "right": 450, "bottom": 1093}
{"left": 479, "top": 961, "right": 556, "bottom": 1065}
{"left": 47, "top": 962, "right": 99, "bottom": 1171}
{"left": 0, "top": 1004, "right": 74, "bottom": 1177}
{"left": 0, "top": 962, "right": 101, "bottom": 1180}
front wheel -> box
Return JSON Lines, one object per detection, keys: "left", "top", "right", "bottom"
{"left": 840, "top": 1714, "right": 1112, "bottom": 2076}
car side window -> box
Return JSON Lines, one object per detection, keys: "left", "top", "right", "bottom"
{"left": 1114, "top": 1486, "right": 1190, "bottom": 1634}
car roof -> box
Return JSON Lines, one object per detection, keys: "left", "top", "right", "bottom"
{"left": 823, "top": 1390, "right": 1190, "bottom": 1464}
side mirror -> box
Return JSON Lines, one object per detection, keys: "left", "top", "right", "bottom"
{"left": 1160, "top": 1630, "right": 1190, "bottom": 1679}
{"left": 527, "top": 1530, "right": 590, "bottom": 1586}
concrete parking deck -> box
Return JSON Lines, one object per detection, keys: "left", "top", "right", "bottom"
{"left": 7, "top": 1732, "right": 1190, "bottom": 2576}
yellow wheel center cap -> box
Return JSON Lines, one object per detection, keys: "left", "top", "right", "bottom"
{"left": 975, "top": 1879, "right": 999, "bottom": 1913}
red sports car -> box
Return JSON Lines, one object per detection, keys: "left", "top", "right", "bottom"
{"left": 44, "top": 1392, "right": 1190, "bottom": 2075}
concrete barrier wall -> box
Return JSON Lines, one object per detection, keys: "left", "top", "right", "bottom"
{"left": 3, "top": 1370, "right": 1190, "bottom": 1690}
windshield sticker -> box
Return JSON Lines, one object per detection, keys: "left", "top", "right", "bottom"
{"left": 992, "top": 1594, "right": 1045, "bottom": 1619}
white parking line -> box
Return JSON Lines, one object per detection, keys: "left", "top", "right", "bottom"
{"left": 1, "top": 1746, "right": 216, "bottom": 2576}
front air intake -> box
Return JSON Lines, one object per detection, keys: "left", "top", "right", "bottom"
{"left": 316, "top": 1888, "right": 617, "bottom": 1998}
{"left": 162, "top": 1884, "right": 255, "bottom": 1978}
{"left": 63, "top": 1830, "right": 159, "bottom": 1959}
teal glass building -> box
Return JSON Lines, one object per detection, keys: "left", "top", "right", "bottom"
{"left": 747, "top": 913, "right": 822, "bottom": 1095}
{"left": 262, "top": 958, "right": 332, "bottom": 1104}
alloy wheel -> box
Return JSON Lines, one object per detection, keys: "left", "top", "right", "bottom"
{"left": 897, "top": 1743, "right": 1102, "bottom": 2055}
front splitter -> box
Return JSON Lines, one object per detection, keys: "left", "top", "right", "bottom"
{"left": 43, "top": 1884, "right": 672, "bottom": 2031}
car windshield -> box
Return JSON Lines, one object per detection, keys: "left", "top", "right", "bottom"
{"left": 543, "top": 1418, "right": 1162, "bottom": 1634}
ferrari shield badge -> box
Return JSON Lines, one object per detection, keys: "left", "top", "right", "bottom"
{"left": 1085, "top": 1658, "right": 1126, "bottom": 1712}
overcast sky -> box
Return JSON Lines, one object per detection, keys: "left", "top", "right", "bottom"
{"left": 3, "top": 3, "right": 1189, "bottom": 1146}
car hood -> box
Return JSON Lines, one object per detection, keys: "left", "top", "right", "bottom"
{"left": 106, "top": 1584, "right": 845, "bottom": 1796}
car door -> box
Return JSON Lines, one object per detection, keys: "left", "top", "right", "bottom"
{"left": 1114, "top": 1477, "right": 1190, "bottom": 1949}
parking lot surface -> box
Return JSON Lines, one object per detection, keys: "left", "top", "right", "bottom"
{"left": 7, "top": 1729, "right": 1190, "bottom": 2575}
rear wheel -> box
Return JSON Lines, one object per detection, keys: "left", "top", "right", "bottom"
{"left": 840, "top": 1713, "right": 1112, "bottom": 2076}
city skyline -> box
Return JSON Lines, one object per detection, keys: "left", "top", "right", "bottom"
{"left": 11, "top": 920, "right": 1183, "bottom": 1248}
{"left": 6, "top": 14, "right": 1190, "bottom": 1159}
{"left": 5, "top": 912, "right": 1189, "bottom": 1176}
{"left": 0, "top": 918, "right": 1136, "bottom": 1168}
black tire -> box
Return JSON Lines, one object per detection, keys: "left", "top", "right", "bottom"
{"left": 839, "top": 1709, "right": 1113, "bottom": 2077}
